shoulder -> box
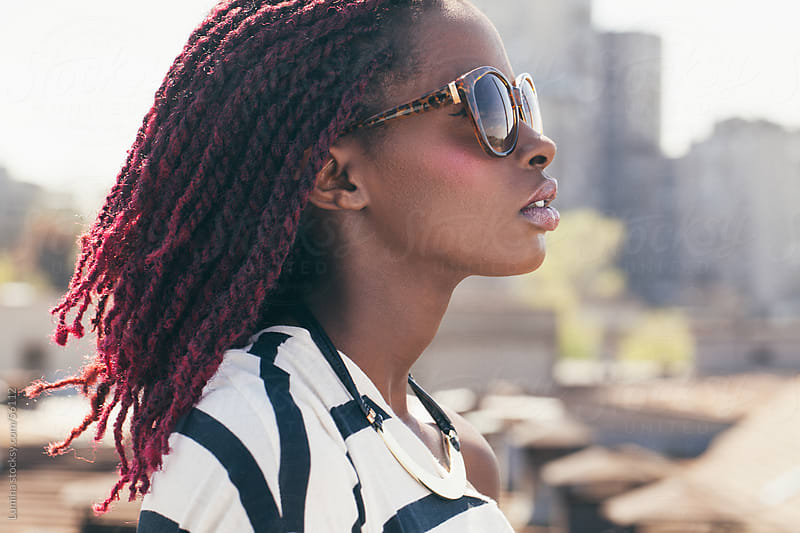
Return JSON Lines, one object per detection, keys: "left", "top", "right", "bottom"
{"left": 438, "top": 403, "right": 502, "bottom": 503}
{"left": 139, "top": 413, "right": 274, "bottom": 532}
{"left": 141, "top": 387, "right": 360, "bottom": 531}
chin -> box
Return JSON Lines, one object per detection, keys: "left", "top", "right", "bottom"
{"left": 470, "top": 252, "right": 547, "bottom": 277}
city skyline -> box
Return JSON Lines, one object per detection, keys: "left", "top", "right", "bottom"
{"left": 1, "top": 0, "right": 798, "bottom": 214}
{"left": 593, "top": 0, "right": 800, "bottom": 158}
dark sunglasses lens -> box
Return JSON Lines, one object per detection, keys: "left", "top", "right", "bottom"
{"left": 520, "top": 78, "right": 543, "bottom": 134}
{"left": 474, "top": 73, "right": 515, "bottom": 153}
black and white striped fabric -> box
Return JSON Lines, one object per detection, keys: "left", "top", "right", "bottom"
{"left": 137, "top": 324, "right": 516, "bottom": 532}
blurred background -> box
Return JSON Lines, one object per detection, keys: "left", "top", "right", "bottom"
{"left": 1, "top": 0, "right": 799, "bottom": 531}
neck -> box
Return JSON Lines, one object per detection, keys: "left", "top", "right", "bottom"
{"left": 299, "top": 254, "right": 464, "bottom": 422}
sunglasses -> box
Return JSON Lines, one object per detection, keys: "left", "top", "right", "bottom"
{"left": 342, "top": 65, "right": 543, "bottom": 157}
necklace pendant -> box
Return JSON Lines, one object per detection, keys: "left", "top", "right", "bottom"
{"left": 375, "top": 421, "right": 467, "bottom": 500}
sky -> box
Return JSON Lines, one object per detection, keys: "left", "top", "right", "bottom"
{"left": 592, "top": 0, "right": 800, "bottom": 157}
{"left": 1, "top": 0, "right": 798, "bottom": 213}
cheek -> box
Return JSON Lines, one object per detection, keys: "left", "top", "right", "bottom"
{"left": 413, "top": 144, "right": 495, "bottom": 211}
{"left": 389, "top": 116, "right": 491, "bottom": 203}
{"left": 406, "top": 148, "right": 505, "bottom": 253}
{"left": 431, "top": 148, "right": 487, "bottom": 186}
{"left": 369, "top": 134, "right": 503, "bottom": 258}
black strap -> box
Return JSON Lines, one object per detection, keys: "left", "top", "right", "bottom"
{"left": 284, "top": 302, "right": 458, "bottom": 449}
{"left": 407, "top": 373, "right": 458, "bottom": 449}
{"left": 286, "top": 302, "right": 381, "bottom": 428}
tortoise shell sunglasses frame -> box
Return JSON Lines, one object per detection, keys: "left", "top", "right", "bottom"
{"left": 341, "top": 65, "right": 543, "bottom": 157}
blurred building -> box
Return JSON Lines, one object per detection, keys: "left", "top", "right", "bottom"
{"left": 536, "top": 372, "right": 794, "bottom": 532}
{"left": 603, "top": 374, "right": 800, "bottom": 532}
{"left": 0, "top": 287, "right": 96, "bottom": 390}
{"left": 0, "top": 165, "right": 41, "bottom": 249}
{"left": 470, "top": 0, "right": 680, "bottom": 307}
{"left": 0, "top": 394, "right": 140, "bottom": 532}
{"left": 675, "top": 118, "right": 800, "bottom": 318}
{"left": 542, "top": 444, "right": 675, "bottom": 533}
{"left": 597, "top": 32, "right": 678, "bottom": 307}
{"left": 413, "top": 276, "right": 558, "bottom": 395}
{"left": 692, "top": 314, "right": 800, "bottom": 375}
{"left": 470, "top": 0, "right": 625, "bottom": 214}
{"left": 471, "top": 0, "right": 800, "bottom": 321}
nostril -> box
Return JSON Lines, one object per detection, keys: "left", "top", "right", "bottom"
{"left": 529, "top": 154, "right": 548, "bottom": 166}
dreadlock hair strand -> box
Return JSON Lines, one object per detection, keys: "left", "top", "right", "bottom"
{"left": 23, "top": 0, "right": 445, "bottom": 515}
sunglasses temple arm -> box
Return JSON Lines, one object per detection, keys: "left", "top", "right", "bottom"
{"left": 343, "top": 84, "right": 459, "bottom": 133}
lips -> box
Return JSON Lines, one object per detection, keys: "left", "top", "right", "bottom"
{"left": 520, "top": 204, "right": 560, "bottom": 231}
{"left": 519, "top": 178, "right": 559, "bottom": 231}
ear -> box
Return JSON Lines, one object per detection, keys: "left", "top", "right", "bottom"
{"left": 306, "top": 143, "right": 369, "bottom": 212}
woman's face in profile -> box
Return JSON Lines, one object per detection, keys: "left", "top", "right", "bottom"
{"left": 347, "top": 2, "right": 559, "bottom": 280}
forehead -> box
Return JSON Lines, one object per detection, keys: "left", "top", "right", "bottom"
{"left": 401, "top": 3, "right": 514, "bottom": 98}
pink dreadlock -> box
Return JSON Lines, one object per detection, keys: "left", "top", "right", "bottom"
{"left": 23, "top": 0, "right": 442, "bottom": 514}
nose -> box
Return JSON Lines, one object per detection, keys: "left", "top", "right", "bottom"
{"left": 515, "top": 127, "right": 557, "bottom": 170}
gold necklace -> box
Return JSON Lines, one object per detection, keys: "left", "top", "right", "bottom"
{"left": 368, "top": 404, "right": 467, "bottom": 499}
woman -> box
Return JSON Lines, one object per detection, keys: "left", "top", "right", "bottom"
{"left": 25, "top": 0, "right": 558, "bottom": 530}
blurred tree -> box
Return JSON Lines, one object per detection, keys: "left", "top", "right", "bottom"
{"left": 617, "top": 308, "right": 694, "bottom": 371}
{"left": 515, "top": 208, "right": 626, "bottom": 359}
{"left": 0, "top": 253, "right": 15, "bottom": 284}
{"left": 558, "top": 308, "right": 605, "bottom": 360}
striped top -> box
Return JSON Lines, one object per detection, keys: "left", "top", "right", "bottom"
{"left": 137, "top": 324, "right": 516, "bottom": 532}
